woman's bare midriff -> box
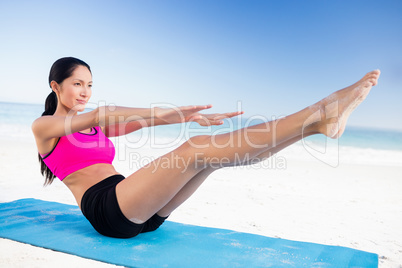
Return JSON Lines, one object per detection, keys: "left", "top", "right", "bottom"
{"left": 62, "top": 163, "right": 120, "bottom": 209}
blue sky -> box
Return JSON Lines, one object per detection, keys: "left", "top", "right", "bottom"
{"left": 1, "top": 0, "right": 401, "bottom": 130}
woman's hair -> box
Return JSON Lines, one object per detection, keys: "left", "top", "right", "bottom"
{"left": 39, "top": 57, "right": 91, "bottom": 185}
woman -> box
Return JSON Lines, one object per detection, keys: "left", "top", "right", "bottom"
{"left": 32, "top": 57, "right": 380, "bottom": 238}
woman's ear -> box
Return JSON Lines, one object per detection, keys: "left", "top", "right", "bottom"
{"left": 50, "top": 80, "right": 60, "bottom": 94}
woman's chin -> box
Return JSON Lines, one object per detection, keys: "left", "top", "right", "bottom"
{"left": 71, "top": 104, "right": 86, "bottom": 112}
{"left": 77, "top": 106, "right": 86, "bottom": 112}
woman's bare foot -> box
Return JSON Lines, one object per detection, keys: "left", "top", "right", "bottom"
{"left": 315, "top": 70, "right": 381, "bottom": 138}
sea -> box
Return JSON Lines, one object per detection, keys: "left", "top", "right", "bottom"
{"left": 1, "top": 101, "right": 402, "bottom": 167}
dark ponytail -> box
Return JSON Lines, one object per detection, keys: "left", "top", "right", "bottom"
{"left": 38, "top": 57, "right": 91, "bottom": 186}
{"left": 42, "top": 91, "right": 58, "bottom": 116}
{"left": 38, "top": 91, "right": 58, "bottom": 185}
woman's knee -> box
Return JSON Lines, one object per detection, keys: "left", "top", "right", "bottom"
{"left": 180, "top": 135, "right": 240, "bottom": 169}
{"left": 184, "top": 135, "right": 237, "bottom": 169}
{"left": 176, "top": 135, "right": 212, "bottom": 167}
{"left": 186, "top": 135, "right": 212, "bottom": 149}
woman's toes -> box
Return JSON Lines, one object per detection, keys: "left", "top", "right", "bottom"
{"left": 360, "top": 80, "right": 369, "bottom": 88}
{"left": 367, "top": 70, "right": 380, "bottom": 79}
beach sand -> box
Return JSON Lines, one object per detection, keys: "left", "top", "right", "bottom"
{"left": 0, "top": 137, "right": 401, "bottom": 267}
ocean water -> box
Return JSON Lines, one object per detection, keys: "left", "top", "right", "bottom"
{"left": 1, "top": 101, "right": 402, "bottom": 166}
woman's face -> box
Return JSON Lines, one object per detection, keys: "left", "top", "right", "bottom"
{"left": 56, "top": 65, "right": 93, "bottom": 112}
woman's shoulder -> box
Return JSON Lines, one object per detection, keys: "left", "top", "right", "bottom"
{"left": 31, "top": 115, "right": 51, "bottom": 135}
{"left": 32, "top": 110, "right": 99, "bottom": 143}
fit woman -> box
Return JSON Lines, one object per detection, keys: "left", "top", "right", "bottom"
{"left": 32, "top": 57, "right": 380, "bottom": 238}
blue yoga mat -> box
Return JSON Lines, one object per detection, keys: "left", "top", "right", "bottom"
{"left": 0, "top": 199, "right": 377, "bottom": 267}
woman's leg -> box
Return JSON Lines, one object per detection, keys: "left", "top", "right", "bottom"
{"left": 116, "top": 113, "right": 312, "bottom": 223}
{"left": 116, "top": 70, "right": 380, "bottom": 223}
{"left": 156, "top": 133, "right": 308, "bottom": 217}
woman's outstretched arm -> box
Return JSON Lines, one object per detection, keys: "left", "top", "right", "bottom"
{"left": 32, "top": 104, "right": 214, "bottom": 141}
{"left": 104, "top": 107, "right": 244, "bottom": 137}
{"left": 32, "top": 106, "right": 155, "bottom": 141}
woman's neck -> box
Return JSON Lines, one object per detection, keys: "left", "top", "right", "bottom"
{"left": 53, "top": 103, "right": 77, "bottom": 117}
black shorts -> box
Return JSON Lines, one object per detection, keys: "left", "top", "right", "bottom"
{"left": 81, "top": 174, "right": 168, "bottom": 238}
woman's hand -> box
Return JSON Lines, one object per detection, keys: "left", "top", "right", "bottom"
{"left": 154, "top": 105, "right": 244, "bottom": 126}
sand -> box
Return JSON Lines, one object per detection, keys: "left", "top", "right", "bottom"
{"left": 0, "top": 137, "right": 401, "bottom": 267}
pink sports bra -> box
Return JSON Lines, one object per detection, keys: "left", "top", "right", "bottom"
{"left": 41, "top": 126, "right": 115, "bottom": 181}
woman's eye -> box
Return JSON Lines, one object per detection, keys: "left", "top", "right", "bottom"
{"left": 88, "top": 84, "right": 93, "bottom": 88}
{"left": 74, "top": 83, "right": 81, "bottom": 86}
